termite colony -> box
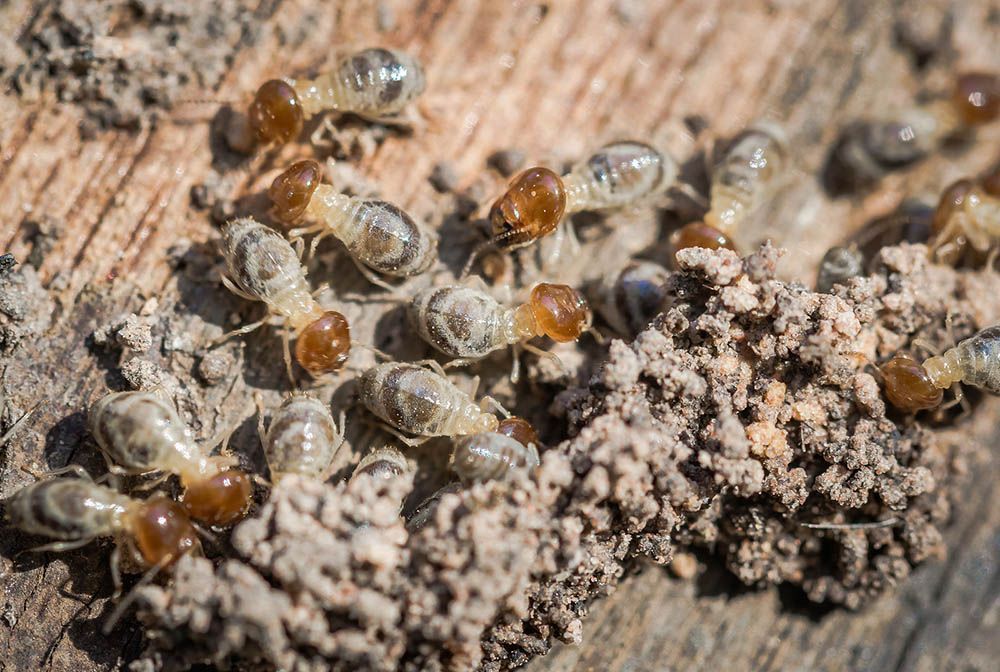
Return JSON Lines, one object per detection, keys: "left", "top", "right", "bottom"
{"left": 3, "top": 26, "right": 1000, "bottom": 649}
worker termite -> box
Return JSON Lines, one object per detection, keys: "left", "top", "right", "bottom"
{"left": 880, "top": 325, "right": 1000, "bottom": 412}
{"left": 825, "top": 72, "right": 1000, "bottom": 194}
{"left": 6, "top": 472, "right": 199, "bottom": 582}
{"left": 226, "top": 47, "right": 426, "bottom": 152}
{"left": 407, "top": 282, "right": 592, "bottom": 380}
{"left": 359, "top": 361, "right": 508, "bottom": 446}
{"left": 219, "top": 217, "right": 353, "bottom": 379}
{"left": 670, "top": 122, "right": 789, "bottom": 258}
{"left": 450, "top": 431, "right": 540, "bottom": 485}
{"left": 268, "top": 160, "right": 438, "bottom": 290}
{"left": 816, "top": 245, "right": 865, "bottom": 293}
{"left": 90, "top": 390, "right": 252, "bottom": 526}
{"left": 349, "top": 445, "right": 410, "bottom": 483}
{"left": 594, "top": 260, "right": 670, "bottom": 336}
{"left": 259, "top": 395, "right": 345, "bottom": 482}
{"left": 927, "top": 168, "right": 1000, "bottom": 264}
{"left": 463, "top": 141, "right": 688, "bottom": 277}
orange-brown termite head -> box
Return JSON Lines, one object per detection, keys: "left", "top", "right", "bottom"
{"left": 179, "top": 470, "right": 253, "bottom": 527}
{"left": 879, "top": 355, "right": 944, "bottom": 412}
{"left": 528, "top": 283, "right": 591, "bottom": 342}
{"left": 930, "top": 178, "right": 974, "bottom": 262}
{"left": 130, "top": 496, "right": 202, "bottom": 566}
{"left": 248, "top": 79, "right": 305, "bottom": 144}
{"left": 496, "top": 416, "right": 541, "bottom": 449}
{"left": 295, "top": 310, "right": 351, "bottom": 376}
{"left": 269, "top": 159, "right": 322, "bottom": 223}
{"left": 952, "top": 72, "right": 1000, "bottom": 126}
{"left": 489, "top": 167, "right": 567, "bottom": 251}
{"left": 669, "top": 221, "right": 738, "bottom": 260}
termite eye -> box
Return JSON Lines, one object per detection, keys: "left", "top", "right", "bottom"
{"left": 496, "top": 416, "right": 540, "bottom": 448}
{"left": 295, "top": 311, "right": 352, "bottom": 376}
{"left": 270, "top": 159, "right": 321, "bottom": 223}
{"left": 249, "top": 79, "right": 304, "bottom": 144}
{"left": 952, "top": 72, "right": 1000, "bottom": 125}
{"left": 132, "top": 497, "right": 199, "bottom": 567}
{"left": 670, "top": 222, "right": 737, "bottom": 260}
{"left": 489, "top": 167, "right": 566, "bottom": 250}
{"left": 880, "top": 356, "right": 943, "bottom": 412}
{"left": 529, "top": 283, "right": 591, "bottom": 342}
{"left": 181, "top": 470, "right": 253, "bottom": 527}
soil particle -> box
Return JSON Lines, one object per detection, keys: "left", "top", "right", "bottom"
{"left": 0, "top": 255, "right": 16, "bottom": 275}
{"left": 134, "top": 243, "right": 1000, "bottom": 669}
{"left": 93, "top": 312, "right": 155, "bottom": 352}
{"left": 0, "top": 264, "right": 54, "bottom": 354}
{"left": 196, "top": 348, "right": 235, "bottom": 386}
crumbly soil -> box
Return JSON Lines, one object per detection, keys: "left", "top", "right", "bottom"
{"left": 130, "top": 243, "right": 997, "bottom": 671}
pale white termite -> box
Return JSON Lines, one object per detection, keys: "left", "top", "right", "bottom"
{"left": 349, "top": 445, "right": 410, "bottom": 483}
{"left": 594, "top": 260, "right": 671, "bottom": 337}
{"left": 268, "top": 160, "right": 438, "bottom": 290}
{"left": 928, "top": 171, "right": 1000, "bottom": 263}
{"left": 359, "top": 361, "right": 506, "bottom": 446}
{"left": 450, "top": 431, "right": 540, "bottom": 485}
{"left": 219, "top": 217, "right": 353, "bottom": 379}
{"left": 227, "top": 47, "right": 426, "bottom": 151}
{"left": 89, "top": 390, "right": 252, "bottom": 526}
{"left": 260, "top": 395, "right": 345, "bottom": 482}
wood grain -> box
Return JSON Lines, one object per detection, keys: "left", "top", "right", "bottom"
{"left": 0, "top": 0, "right": 998, "bottom": 670}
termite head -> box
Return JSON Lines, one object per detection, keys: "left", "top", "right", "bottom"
{"left": 270, "top": 159, "right": 322, "bottom": 223}
{"left": 529, "top": 283, "right": 591, "bottom": 342}
{"left": 879, "top": 356, "right": 942, "bottom": 412}
{"left": 180, "top": 469, "right": 253, "bottom": 527}
{"left": 295, "top": 310, "right": 352, "bottom": 376}
{"left": 249, "top": 79, "right": 304, "bottom": 144}
{"left": 496, "top": 416, "right": 541, "bottom": 449}
{"left": 669, "top": 221, "right": 738, "bottom": 261}
{"left": 489, "top": 167, "right": 567, "bottom": 250}
{"left": 129, "top": 496, "right": 200, "bottom": 566}
{"left": 952, "top": 72, "right": 1000, "bottom": 126}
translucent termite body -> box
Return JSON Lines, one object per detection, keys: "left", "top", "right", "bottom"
{"left": 269, "top": 160, "right": 438, "bottom": 287}
{"left": 228, "top": 47, "right": 426, "bottom": 151}
{"left": 6, "top": 476, "right": 199, "bottom": 568}
{"left": 703, "top": 122, "right": 790, "bottom": 235}
{"left": 450, "top": 432, "right": 540, "bottom": 485}
{"left": 90, "top": 391, "right": 252, "bottom": 526}
{"left": 486, "top": 141, "right": 678, "bottom": 253}
{"left": 349, "top": 446, "right": 410, "bottom": 483}
{"left": 407, "top": 282, "right": 592, "bottom": 360}
{"left": 220, "top": 217, "right": 352, "bottom": 377}
{"left": 359, "top": 362, "right": 503, "bottom": 445}
{"left": 880, "top": 325, "right": 1000, "bottom": 411}
{"left": 928, "top": 170, "right": 1000, "bottom": 263}
{"left": 816, "top": 246, "right": 865, "bottom": 293}
{"left": 595, "top": 260, "right": 670, "bottom": 336}
{"left": 262, "top": 395, "right": 344, "bottom": 481}
{"left": 826, "top": 72, "right": 999, "bottom": 193}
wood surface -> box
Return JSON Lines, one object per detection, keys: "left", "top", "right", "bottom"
{"left": 0, "top": 0, "right": 998, "bottom": 670}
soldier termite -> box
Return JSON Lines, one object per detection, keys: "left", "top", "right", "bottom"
{"left": 407, "top": 282, "right": 592, "bottom": 380}
{"left": 268, "top": 160, "right": 438, "bottom": 290}
{"left": 219, "top": 217, "right": 353, "bottom": 380}
{"left": 593, "top": 260, "right": 671, "bottom": 337}
{"left": 670, "top": 122, "right": 790, "bottom": 258}
{"left": 89, "top": 391, "right": 252, "bottom": 527}
{"left": 226, "top": 47, "right": 426, "bottom": 153}
{"left": 359, "top": 361, "right": 508, "bottom": 446}
{"left": 463, "top": 140, "right": 694, "bottom": 278}
{"left": 259, "top": 395, "right": 345, "bottom": 482}
{"left": 825, "top": 72, "right": 1000, "bottom": 194}
{"left": 450, "top": 431, "right": 540, "bottom": 485}
{"left": 927, "top": 167, "right": 1000, "bottom": 264}
{"left": 880, "top": 325, "right": 1000, "bottom": 412}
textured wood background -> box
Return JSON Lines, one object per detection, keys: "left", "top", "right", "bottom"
{"left": 0, "top": 0, "right": 998, "bottom": 670}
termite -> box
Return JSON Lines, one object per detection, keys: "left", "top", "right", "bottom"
{"left": 226, "top": 47, "right": 426, "bottom": 152}
{"left": 450, "top": 431, "right": 540, "bottom": 485}
{"left": 407, "top": 282, "right": 592, "bottom": 379}
{"left": 89, "top": 390, "right": 252, "bottom": 526}
{"left": 927, "top": 167, "right": 1000, "bottom": 264}
{"left": 826, "top": 72, "right": 999, "bottom": 193}
{"left": 670, "top": 122, "right": 789, "bottom": 257}
{"left": 816, "top": 245, "right": 865, "bottom": 293}
{"left": 268, "top": 160, "right": 438, "bottom": 290}
{"left": 594, "top": 260, "right": 670, "bottom": 336}
{"left": 219, "top": 216, "right": 352, "bottom": 379}
{"left": 463, "top": 141, "right": 688, "bottom": 277}
{"left": 359, "top": 361, "right": 507, "bottom": 446}
{"left": 880, "top": 325, "right": 1000, "bottom": 411}
{"left": 259, "top": 395, "right": 345, "bottom": 482}
{"left": 349, "top": 445, "right": 410, "bottom": 483}
{"left": 495, "top": 416, "right": 541, "bottom": 450}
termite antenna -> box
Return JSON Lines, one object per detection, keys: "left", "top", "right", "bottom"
{"left": 1, "top": 403, "right": 40, "bottom": 449}
{"left": 799, "top": 517, "right": 900, "bottom": 530}
{"left": 101, "top": 555, "right": 174, "bottom": 635}
{"left": 460, "top": 240, "right": 493, "bottom": 281}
